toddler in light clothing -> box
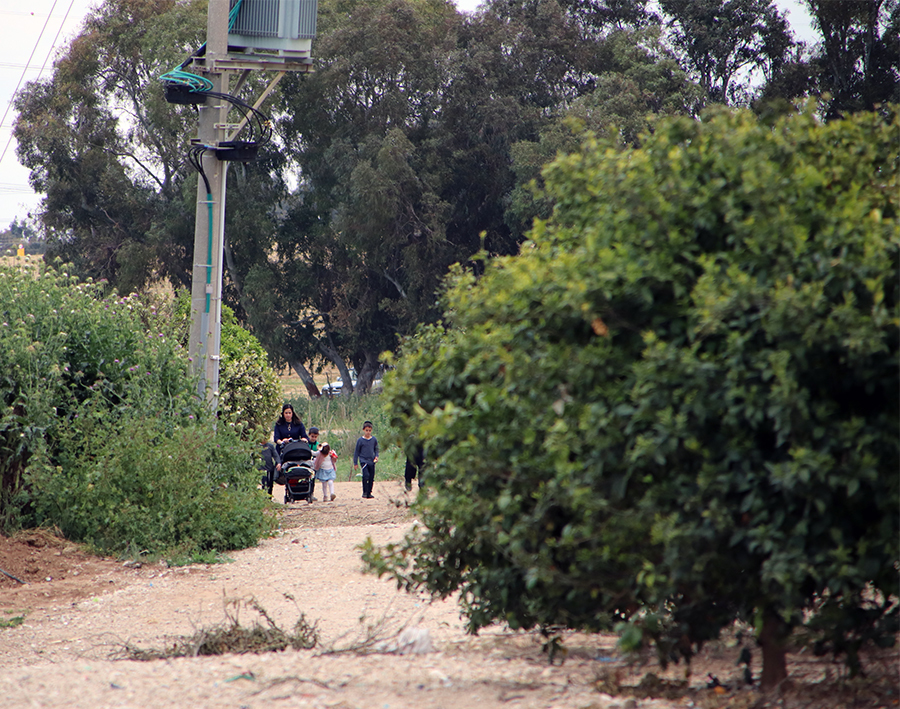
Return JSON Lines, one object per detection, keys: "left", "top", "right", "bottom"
{"left": 314, "top": 443, "right": 337, "bottom": 502}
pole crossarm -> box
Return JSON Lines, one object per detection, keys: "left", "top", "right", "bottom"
{"left": 194, "top": 56, "right": 313, "bottom": 73}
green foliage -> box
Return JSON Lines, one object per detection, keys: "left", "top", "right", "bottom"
{"left": 368, "top": 105, "right": 899, "bottom": 678}
{"left": 218, "top": 351, "right": 282, "bottom": 440}
{"left": 0, "top": 264, "right": 274, "bottom": 557}
{"left": 171, "top": 290, "right": 282, "bottom": 438}
{"left": 27, "top": 419, "right": 274, "bottom": 557}
{"left": 16, "top": 0, "right": 837, "bottom": 397}
{"left": 217, "top": 306, "right": 282, "bottom": 439}
{"left": 0, "top": 264, "right": 194, "bottom": 522}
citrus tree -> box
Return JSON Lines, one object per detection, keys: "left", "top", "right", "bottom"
{"left": 365, "top": 105, "right": 899, "bottom": 688}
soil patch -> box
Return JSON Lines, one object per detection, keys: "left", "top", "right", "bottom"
{"left": 0, "top": 528, "right": 127, "bottom": 612}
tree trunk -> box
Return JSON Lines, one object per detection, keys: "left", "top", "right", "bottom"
{"left": 316, "top": 340, "right": 354, "bottom": 396}
{"left": 355, "top": 350, "right": 380, "bottom": 395}
{"left": 758, "top": 613, "right": 788, "bottom": 691}
{"left": 285, "top": 356, "right": 320, "bottom": 398}
{"left": 222, "top": 238, "right": 244, "bottom": 300}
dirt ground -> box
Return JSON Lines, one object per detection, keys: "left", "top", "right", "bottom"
{"left": 1, "top": 479, "right": 897, "bottom": 709}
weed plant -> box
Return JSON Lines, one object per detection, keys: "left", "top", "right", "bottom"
{"left": 0, "top": 263, "right": 275, "bottom": 559}
{"left": 0, "top": 615, "right": 25, "bottom": 630}
{"left": 120, "top": 597, "right": 317, "bottom": 659}
{"left": 29, "top": 419, "right": 275, "bottom": 556}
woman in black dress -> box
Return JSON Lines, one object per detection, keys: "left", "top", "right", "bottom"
{"left": 273, "top": 404, "right": 307, "bottom": 449}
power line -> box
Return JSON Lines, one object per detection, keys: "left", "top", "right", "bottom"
{"left": 0, "top": 12, "right": 56, "bottom": 18}
{"left": 35, "top": 0, "right": 77, "bottom": 84}
{"left": 0, "top": 0, "right": 62, "bottom": 166}
{"left": 0, "top": 0, "right": 82, "bottom": 233}
{"left": 0, "top": 62, "right": 49, "bottom": 70}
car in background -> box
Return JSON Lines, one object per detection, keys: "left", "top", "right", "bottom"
{"left": 321, "top": 370, "right": 356, "bottom": 398}
{"left": 321, "top": 378, "right": 353, "bottom": 398}
{"left": 320, "top": 368, "right": 384, "bottom": 397}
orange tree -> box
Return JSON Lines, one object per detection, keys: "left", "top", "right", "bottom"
{"left": 364, "top": 105, "right": 899, "bottom": 688}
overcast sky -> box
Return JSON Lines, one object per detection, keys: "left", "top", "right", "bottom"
{"left": 0, "top": 0, "right": 816, "bottom": 233}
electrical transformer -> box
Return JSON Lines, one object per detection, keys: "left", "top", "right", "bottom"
{"left": 228, "top": 0, "right": 318, "bottom": 57}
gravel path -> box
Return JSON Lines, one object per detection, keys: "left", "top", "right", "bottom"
{"left": 0, "top": 480, "right": 674, "bottom": 709}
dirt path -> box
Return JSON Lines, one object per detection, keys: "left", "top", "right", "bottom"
{"left": 0, "top": 480, "right": 895, "bottom": 709}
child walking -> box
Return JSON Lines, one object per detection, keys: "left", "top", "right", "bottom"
{"left": 314, "top": 443, "right": 337, "bottom": 502}
{"left": 353, "top": 421, "right": 379, "bottom": 499}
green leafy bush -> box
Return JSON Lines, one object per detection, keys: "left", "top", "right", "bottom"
{"left": 218, "top": 303, "right": 282, "bottom": 436}
{"left": 0, "top": 264, "right": 274, "bottom": 556}
{"left": 171, "top": 291, "right": 281, "bottom": 439}
{"left": 367, "top": 105, "right": 899, "bottom": 687}
{"left": 27, "top": 418, "right": 272, "bottom": 555}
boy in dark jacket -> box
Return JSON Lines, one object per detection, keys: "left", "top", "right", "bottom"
{"left": 353, "top": 421, "right": 379, "bottom": 499}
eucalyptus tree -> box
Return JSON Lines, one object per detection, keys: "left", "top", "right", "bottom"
{"left": 506, "top": 27, "right": 706, "bottom": 233}
{"left": 13, "top": 0, "right": 209, "bottom": 292}
{"left": 659, "top": 0, "right": 794, "bottom": 105}
{"left": 803, "top": 0, "right": 899, "bottom": 117}
{"left": 260, "top": 0, "right": 610, "bottom": 393}
{"left": 243, "top": 0, "right": 465, "bottom": 394}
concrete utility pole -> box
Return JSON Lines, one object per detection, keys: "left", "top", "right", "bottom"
{"left": 184, "top": 0, "right": 315, "bottom": 410}
{"left": 188, "top": 0, "right": 230, "bottom": 406}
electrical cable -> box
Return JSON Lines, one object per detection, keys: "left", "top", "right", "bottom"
{"left": 0, "top": 0, "right": 61, "bottom": 166}
{"left": 189, "top": 145, "right": 215, "bottom": 315}
{"left": 161, "top": 0, "right": 276, "bottom": 152}
{"left": 159, "top": 68, "right": 213, "bottom": 92}
{"left": 161, "top": 0, "right": 246, "bottom": 92}
{"left": 35, "top": 0, "right": 77, "bottom": 84}
{"left": 204, "top": 91, "right": 273, "bottom": 145}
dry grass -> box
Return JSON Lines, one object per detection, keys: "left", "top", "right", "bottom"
{"left": 117, "top": 596, "right": 318, "bottom": 660}
{"left": 279, "top": 366, "right": 342, "bottom": 399}
{"left": 10, "top": 525, "right": 69, "bottom": 549}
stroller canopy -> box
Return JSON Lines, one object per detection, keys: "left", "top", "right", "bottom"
{"left": 281, "top": 440, "right": 312, "bottom": 462}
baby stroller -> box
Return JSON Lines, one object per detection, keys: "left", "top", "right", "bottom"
{"left": 277, "top": 440, "right": 316, "bottom": 504}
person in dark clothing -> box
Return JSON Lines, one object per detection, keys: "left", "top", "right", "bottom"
{"left": 404, "top": 443, "right": 425, "bottom": 492}
{"left": 260, "top": 441, "right": 280, "bottom": 495}
{"left": 353, "top": 421, "right": 379, "bottom": 499}
{"left": 273, "top": 404, "right": 307, "bottom": 461}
